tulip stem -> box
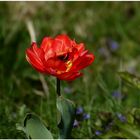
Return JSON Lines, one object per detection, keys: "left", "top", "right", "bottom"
{"left": 56, "top": 78, "right": 61, "bottom": 96}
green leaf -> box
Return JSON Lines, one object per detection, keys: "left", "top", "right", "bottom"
{"left": 127, "top": 114, "right": 134, "bottom": 124}
{"left": 131, "top": 108, "right": 140, "bottom": 121}
{"left": 117, "top": 123, "right": 140, "bottom": 138}
{"left": 24, "top": 114, "right": 53, "bottom": 139}
{"left": 118, "top": 71, "right": 140, "bottom": 89}
{"left": 57, "top": 96, "right": 76, "bottom": 139}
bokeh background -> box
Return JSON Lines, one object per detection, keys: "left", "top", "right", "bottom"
{"left": 0, "top": 1, "right": 140, "bottom": 138}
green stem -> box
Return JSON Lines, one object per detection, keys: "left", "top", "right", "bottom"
{"left": 56, "top": 78, "right": 61, "bottom": 96}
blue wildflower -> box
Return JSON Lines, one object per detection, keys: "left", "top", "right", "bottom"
{"left": 83, "top": 113, "right": 90, "bottom": 120}
{"left": 76, "top": 106, "right": 84, "bottom": 115}
{"left": 112, "top": 90, "right": 122, "bottom": 100}
{"left": 108, "top": 39, "right": 119, "bottom": 51}
{"left": 73, "top": 119, "right": 79, "bottom": 128}
{"left": 95, "top": 130, "right": 102, "bottom": 136}
{"left": 117, "top": 113, "right": 126, "bottom": 123}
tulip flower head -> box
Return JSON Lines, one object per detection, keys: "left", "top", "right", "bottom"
{"left": 26, "top": 34, "right": 95, "bottom": 81}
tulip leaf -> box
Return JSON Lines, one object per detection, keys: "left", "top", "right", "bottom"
{"left": 24, "top": 113, "right": 53, "bottom": 139}
{"left": 118, "top": 71, "right": 140, "bottom": 89}
{"left": 57, "top": 96, "right": 76, "bottom": 139}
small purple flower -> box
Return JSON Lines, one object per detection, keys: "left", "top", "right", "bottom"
{"left": 112, "top": 91, "right": 122, "bottom": 100}
{"left": 110, "top": 41, "right": 119, "bottom": 51}
{"left": 117, "top": 113, "right": 126, "bottom": 123}
{"left": 95, "top": 130, "right": 102, "bottom": 136}
{"left": 73, "top": 119, "right": 79, "bottom": 128}
{"left": 107, "top": 39, "right": 119, "bottom": 51}
{"left": 83, "top": 113, "right": 90, "bottom": 120}
{"left": 64, "top": 87, "right": 73, "bottom": 94}
{"left": 76, "top": 106, "right": 84, "bottom": 115}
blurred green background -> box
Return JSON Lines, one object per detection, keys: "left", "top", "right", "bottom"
{"left": 0, "top": 1, "right": 140, "bottom": 138}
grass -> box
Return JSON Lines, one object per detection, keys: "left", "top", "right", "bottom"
{"left": 0, "top": 1, "right": 140, "bottom": 138}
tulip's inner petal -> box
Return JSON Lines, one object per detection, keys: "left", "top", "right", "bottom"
{"left": 57, "top": 53, "right": 69, "bottom": 61}
{"left": 44, "top": 51, "right": 74, "bottom": 75}
{"left": 68, "top": 47, "right": 78, "bottom": 61}
{"left": 40, "top": 37, "right": 56, "bottom": 60}
{"left": 52, "top": 34, "right": 72, "bottom": 56}
{"left": 70, "top": 44, "right": 86, "bottom": 62}
{"left": 55, "top": 34, "right": 72, "bottom": 49}
{"left": 44, "top": 49, "right": 55, "bottom": 61}
{"left": 52, "top": 40, "right": 67, "bottom": 55}
{"left": 40, "top": 37, "right": 53, "bottom": 52}
{"left": 71, "top": 41, "right": 85, "bottom": 59}
{"left": 44, "top": 57, "right": 67, "bottom": 74}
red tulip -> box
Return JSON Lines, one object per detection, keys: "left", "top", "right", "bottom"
{"left": 26, "top": 34, "right": 95, "bottom": 81}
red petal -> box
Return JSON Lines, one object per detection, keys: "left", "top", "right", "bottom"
{"left": 76, "top": 43, "right": 85, "bottom": 53}
{"left": 40, "top": 37, "right": 53, "bottom": 52}
{"left": 64, "top": 72, "right": 83, "bottom": 81}
{"left": 44, "top": 57, "right": 67, "bottom": 73}
{"left": 57, "top": 71, "right": 82, "bottom": 81}
{"left": 31, "top": 42, "right": 44, "bottom": 61}
{"left": 71, "top": 53, "right": 94, "bottom": 71}
{"left": 79, "top": 50, "right": 88, "bottom": 57}
{"left": 72, "top": 47, "right": 87, "bottom": 62}
{"left": 68, "top": 47, "right": 78, "bottom": 60}
{"left": 44, "top": 49, "right": 55, "bottom": 61}
{"left": 77, "top": 53, "right": 94, "bottom": 70}
{"left": 26, "top": 48, "right": 46, "bottom": 73}
{"left": 55, "top": 34, "right": 72, "bottom": 48}
{"left": 70, "top": 42, "right": 86, "bottom": 62}
{"left": 52, "top": 34, "right": 72, "bottom": 55}
{"left": 40, "top": 37, "right": 55, "bottom": 60}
